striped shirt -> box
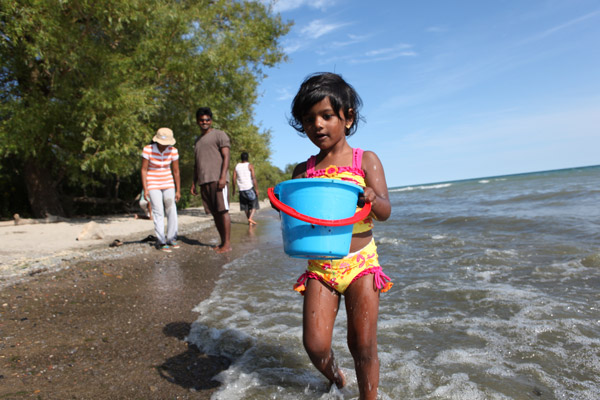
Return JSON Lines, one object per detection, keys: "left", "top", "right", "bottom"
{"left": 142, "top": 144, "right": 179, "bottom": 191}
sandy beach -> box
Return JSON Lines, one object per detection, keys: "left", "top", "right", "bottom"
{"left": 0, "top": 202, "right": 269, "bottom": 399}
{"left": 0, "top": 207, "right": 217, "bottom": 284}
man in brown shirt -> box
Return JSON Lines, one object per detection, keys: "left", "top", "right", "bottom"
{"left": 191, "top": 107, "right": 232, "bottom": 253}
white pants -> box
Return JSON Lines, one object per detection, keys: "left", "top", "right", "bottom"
{"left": 148, "top": 188, "right": 178, "bottom": 245}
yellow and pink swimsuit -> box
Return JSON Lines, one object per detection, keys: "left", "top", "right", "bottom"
{"left": 293, "top": 148, "right": 393, "bottom": 295}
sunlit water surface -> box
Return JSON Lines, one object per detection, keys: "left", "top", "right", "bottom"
{"left": 188, "top": 166, "right": 600, "bottom": 399}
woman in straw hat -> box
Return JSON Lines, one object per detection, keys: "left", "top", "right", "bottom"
{"left": 141, "top": 128, "right": 181, "bottom": 252}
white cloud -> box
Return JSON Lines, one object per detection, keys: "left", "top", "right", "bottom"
{"left": 426, "top": 25, "right": 447, "bottom": 33}
{"left": 333, "top": 33, "right": 372, "bottom": 47}
{"left": 349, "top": 44, "right": 416, "bottom": 64}
{"left": 276, "top": 87, "right": 295, "bottom": 101}
{"left": 278, "top": 16, "right": 351, "bottom": 54}
{"left": 365, "top": 44, "right": 412, "bottom": 57}
{"left": 300, "top": 19, "right": 349, "bottom": 39}
{"left": 311, "top": 42, "right": 416, "bottom": 66}
{"left": 350, "top": 52, "right": 417, "bottom": 64}
{"left": 282, "top": 39, "right": 303, "bottom": 54}
{"left": 519, "top": 9, "right": 600, "bottom": 45}
{"left": 267, "top": 0, "right": 337, "bottom": 13}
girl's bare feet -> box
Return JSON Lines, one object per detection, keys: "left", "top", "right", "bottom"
{"left": 332, "top": 367, "right": 346, "bottom": 389}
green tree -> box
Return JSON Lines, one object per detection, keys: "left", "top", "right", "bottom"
{"left": 284, "top": 162, "right": 297, "bottom": 177}
{"left": 0, "top": 0, "right": 290, "bottom": 217}
{"left": 253, "top": 162, "right": 289, "bottom": 198}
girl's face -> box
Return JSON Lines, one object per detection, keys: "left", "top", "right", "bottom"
{"left": 302, "top": 97, "right": 353, "bottom": 151}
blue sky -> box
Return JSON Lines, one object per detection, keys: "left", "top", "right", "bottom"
{"left": 255, "top": 0, "right": 600, "bottom": 187}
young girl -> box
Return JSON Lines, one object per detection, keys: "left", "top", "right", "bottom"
{"left": 288, "top": 72, "right": 392, "bottom": 399}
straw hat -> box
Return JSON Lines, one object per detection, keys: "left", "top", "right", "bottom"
{"left": 152, "top": 127, "right": 176, "bottom": 146}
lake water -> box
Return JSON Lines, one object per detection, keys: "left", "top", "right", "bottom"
{"left": 188, "top": 165, "right": 600, "bottom": 399}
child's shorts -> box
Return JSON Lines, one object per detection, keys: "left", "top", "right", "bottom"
{"left": 294, "top": 239, "right": 393, "bottom": 295}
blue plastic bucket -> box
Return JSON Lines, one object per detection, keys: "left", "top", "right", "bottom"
{"left": 270, "top": 178, "right": 366, "bottom": 259}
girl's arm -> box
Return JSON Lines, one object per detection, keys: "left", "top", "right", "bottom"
{"left": 362, "top": 151, "right": 391, "bottom": 221}
{"left": 172, "top": 159, "right": 181, "bottom": 202}
{"left": 141, "top": 158, "right": 150, "bottom": 201}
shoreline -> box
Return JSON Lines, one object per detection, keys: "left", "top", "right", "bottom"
{"left": 0, "top": 201, "right": 269, "bottom": 288}
{"left": 0, "top": 202, "right": 270, "bottom": 399}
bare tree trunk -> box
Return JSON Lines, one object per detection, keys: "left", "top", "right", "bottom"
{"left": 23, "top": 159, "right": 65, "bottom": 218}
{"left": 114, "top": 175, "right": 120, "bottom": 199}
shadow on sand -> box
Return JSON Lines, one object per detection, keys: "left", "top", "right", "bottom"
{"left": 108, "top": 234, "right": 216, "bottom": 249}
{"left": 158, "top": 322, "right": 231, "bottom": 391}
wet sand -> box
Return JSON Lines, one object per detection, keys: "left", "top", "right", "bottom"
{"left": 0, "top": 211, "right": 263, "bottom": 399}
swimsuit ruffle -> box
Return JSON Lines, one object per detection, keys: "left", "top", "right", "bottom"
{"left": 293, "top": 268, "right": 393, "bottom": 295}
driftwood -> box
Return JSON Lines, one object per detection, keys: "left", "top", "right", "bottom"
{"left": 11, "top": 196, "right": 133, "bottom": 226}
{"left": 13, "top": 213, "right": 70, "bottom": 225}
{"left": 76, "top": 221, "right": 104, "bottom": 241}
{"left": 12, "top": 214, "right": 104, "bottom": 241}
{"left": 72, "top": 196, "right": 127, "bottom": 205}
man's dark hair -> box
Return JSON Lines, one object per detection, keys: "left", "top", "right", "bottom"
{"left": 241, "top": 152, "right": 249, "bottom": 162}
{"left": 196, "top": 107, "right": 213, "bottom": 120}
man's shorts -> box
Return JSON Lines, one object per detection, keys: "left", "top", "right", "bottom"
{"left": 239, "top": 188, "right": 260, "bottom": 212}
{"left": 200, "top": 181, "right": 229, "bottom": 214}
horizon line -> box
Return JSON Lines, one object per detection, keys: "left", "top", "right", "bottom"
{"left": 390, "top": 164, "right": 600, "bottom": 190}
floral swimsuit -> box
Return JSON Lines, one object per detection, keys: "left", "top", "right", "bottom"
{"left": 293, "top": 148, "right": 393, "bottom": 295}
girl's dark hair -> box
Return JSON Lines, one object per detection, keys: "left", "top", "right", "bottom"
{"left": 289, "top": 72, "right": 363, "bottom": 137}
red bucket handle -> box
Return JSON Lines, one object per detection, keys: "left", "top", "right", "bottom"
{"left": 267, "top": 187, "right": 372, "bottom": 227}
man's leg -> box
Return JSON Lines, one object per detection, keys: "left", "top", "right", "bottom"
{"left": 213, "top": 210, "right": 231, "bottom": 252}
{"left": 248, "top": 207, "right": 257, "bottom": 225}
{"left": 203, "top": 182, "right": 231, "bottom": 252}
{"left": 248, "top": 192, "right": 259, "bottom": 224}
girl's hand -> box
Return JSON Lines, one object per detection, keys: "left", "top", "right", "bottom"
{"left": 363, "top": 187, "right": 377, "bottom": 205}
{"left": 175, "top": 191, "right": 181, "bottom": 202}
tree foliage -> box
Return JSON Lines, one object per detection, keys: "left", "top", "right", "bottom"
{"left": 0, "top": 0, "right": 290, "bottom": 217}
